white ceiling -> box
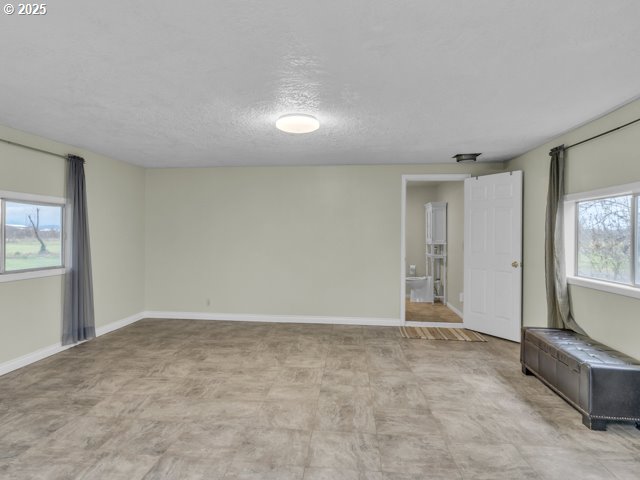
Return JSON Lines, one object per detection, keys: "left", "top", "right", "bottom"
{"left": 1, "top": 1, "right": 639, "bottom": 168}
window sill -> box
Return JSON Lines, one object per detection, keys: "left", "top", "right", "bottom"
{"left": 567, "top": 276, "right": 640, "bottom": 301}
{"left": 0, "top": 268, "right": 65, "bottom": 283}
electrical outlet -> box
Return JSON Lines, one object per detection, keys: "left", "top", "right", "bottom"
{"left": 459, "top": 292, "right": 464, "bottom": 303}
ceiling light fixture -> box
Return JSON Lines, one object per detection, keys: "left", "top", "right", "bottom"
{"left": 276, "top": 114, "right": 320, "bottom": 134}
{"left": 453, "top": 153, "right": 481, "bottom": 163}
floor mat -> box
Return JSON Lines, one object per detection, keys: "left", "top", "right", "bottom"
{"left": 400, "top": 326, "right": 486, "bottom": 342}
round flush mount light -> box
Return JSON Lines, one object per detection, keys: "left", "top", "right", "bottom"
{"left": 276, "top": 114, "right": 320, "bottom": 134}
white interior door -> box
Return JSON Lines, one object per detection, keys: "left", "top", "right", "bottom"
{"left": 463, "top": 171, "right": 523, "bottom": 342}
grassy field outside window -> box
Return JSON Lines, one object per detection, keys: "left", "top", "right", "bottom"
{"left": 2, "top": 199, "right": 64, "bottom": 274}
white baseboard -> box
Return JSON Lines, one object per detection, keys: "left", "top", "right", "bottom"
{"left": 95, "top": 311, "right": 144, "bottom": 336}
{"left": 1, "top": 310, "right": 403, "bottom": 377}
{"left": 0, "top": 311, "right": 146, "bottom": 377}
{"left": 0, "top": 342, "right": 77, "bottom": 377}
{"left": 447, "top": 302, "right": 464, "bottom": 319}
{"left": 144, "top": 310, "right": 401, "bottom": 327}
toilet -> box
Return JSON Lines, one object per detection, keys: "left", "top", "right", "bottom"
{"left": 406, "top": 276, "right": 433, "bottom": 303}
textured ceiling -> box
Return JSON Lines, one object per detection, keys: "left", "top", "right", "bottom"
{"left": 1, "top": 1, "right": 639, "bottom": 167}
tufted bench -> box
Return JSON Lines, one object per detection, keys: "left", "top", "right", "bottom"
{"left": 521, "top": 327, "right": 640, "bottom": 430}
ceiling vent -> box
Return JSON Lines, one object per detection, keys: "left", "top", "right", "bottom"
{"left": 453, "top": 153, "right": 481, "bottom": 163}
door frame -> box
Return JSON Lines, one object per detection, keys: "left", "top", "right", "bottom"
{"left": 400, "top": 174, "right": 471, "bottom": 326}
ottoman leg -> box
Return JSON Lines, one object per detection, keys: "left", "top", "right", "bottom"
{"left": 521, "top": 364, "right": 533, "bottom": 375}
{"left": 582, "top": 415, "right": 607, "bottom": 431}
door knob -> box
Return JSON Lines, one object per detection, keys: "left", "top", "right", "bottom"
{"left": 511, "top": 261, "right": 520, "bottom": 268}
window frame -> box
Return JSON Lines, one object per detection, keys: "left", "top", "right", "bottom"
{"left": 564, "top": 181, "right": 640, "bottom": 300}
{"left": 0, "top": 190, "right": 67, "bottom": 283}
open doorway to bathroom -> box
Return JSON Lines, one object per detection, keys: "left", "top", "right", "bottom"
{"left": 400, "top": 174, "right": 470, "bottom": 325}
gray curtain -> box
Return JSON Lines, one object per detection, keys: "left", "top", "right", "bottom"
{"left": 62, "top": 155, "right": 95, "bottom": 345}
{"left": 545, "top": 146, "right": 585, "bottom": 333}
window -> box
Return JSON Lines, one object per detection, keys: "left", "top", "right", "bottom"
{"left": 0, "top": 192, "right": 66, "bottom": 281}
{"left": 565, "top": 182, "right": 640, "bottom": 299}
{"left": 577, "top": 195, "right": 632, "bottom": 284}
{"left": 636, "top": 196, "right": 640, "bottom": 285}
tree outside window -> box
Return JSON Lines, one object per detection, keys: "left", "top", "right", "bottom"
{"left": 577, "top": 195, "right": 632, "bottom": 284}
{"left": 3, "top": 201, "right": 63, "bottom": 272}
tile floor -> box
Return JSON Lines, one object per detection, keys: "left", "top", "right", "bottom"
{"left": 405, "top": 300, "right": 462, "bottom": 323}
{"left": 0, "top": 320, "right": 639, "bottom": 479}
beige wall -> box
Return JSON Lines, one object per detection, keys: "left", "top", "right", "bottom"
{"left": 405, "top": 185, "right": 437, "bottom": 278}
{"left": 507, "top": 98, "right": 640, "bottom": 358}
{"left": 0, "top": 126, "right": 146, "bottom": 364}
{"left": 434, "top": 181, "right": 464, "bottom": 313}
{"left": 145, "top": 163, "right": 504, "bottom": 319}
{"left": 3, "top": 97, "right": 638, "bottom": 365}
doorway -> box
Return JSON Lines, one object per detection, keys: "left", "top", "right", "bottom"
{"left": 400, "top": 174, "right": 470, "bottom": 326}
